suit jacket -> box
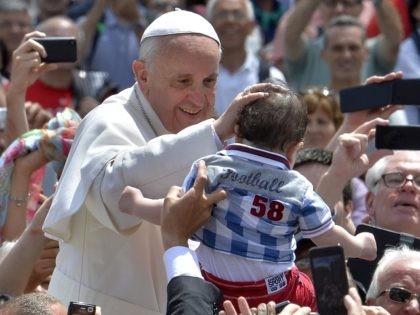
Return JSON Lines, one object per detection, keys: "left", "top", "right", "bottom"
{"left": 167, "top": 276, "right": 222, "bottom": 315}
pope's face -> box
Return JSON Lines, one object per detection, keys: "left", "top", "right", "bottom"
{"left": 136, "top": 35, "right": 220, "bottom": 133}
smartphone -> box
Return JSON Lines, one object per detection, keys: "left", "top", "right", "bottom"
{"left": 375, "top": 125, "right": 420, "bottom": 150}
{"left": 309, "top": 245, "right": 349, "bottom": 315}
{"left": 68, "top": 301, "right": 96, "bottom": 315}
{"left": 34, "top": 37, "right": 77, "bottom": 63}
{"left": 339, "top": 79, "right": 420, "bottom": 112}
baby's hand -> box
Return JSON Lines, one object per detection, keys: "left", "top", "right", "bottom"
{"left": 119, "top": 186, "right": 143, "bottom": 215}
{"left": 356, "top": 232, "right": 377, "bottom": 261}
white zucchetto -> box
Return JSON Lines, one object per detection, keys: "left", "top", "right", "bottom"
{"left": 140, "top": 9, "right": 220, "bottom": 46}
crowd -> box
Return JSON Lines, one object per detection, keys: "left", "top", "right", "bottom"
{"left": 0, "top": 0, "right": 418, "bottom": 315}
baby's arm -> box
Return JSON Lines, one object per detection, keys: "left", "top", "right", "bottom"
{"left": 119, "top": 186, "right": 163, "bottom": 225}
{"left": 311, "top": 224, "right": 377, "bottom": 261}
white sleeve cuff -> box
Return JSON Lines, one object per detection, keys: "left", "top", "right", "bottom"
{"left": 211, "top": 123, "right": 225, "bottom": 150}
{"left": 163, "top": 246, "right": 203, "bottom": 283}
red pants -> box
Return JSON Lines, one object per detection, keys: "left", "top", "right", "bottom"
{"left": 202, "top": 267, "right": 317, "bottom": 311}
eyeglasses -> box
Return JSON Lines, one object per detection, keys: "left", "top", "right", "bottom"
{"left": 322, "top": 0, "right": 363, "bottom": 7}
{"left": 378, "top": 172, "right": 420, "bottom": 189}
{"left": 378, "top": 287, "right": 420, "bottom": 304}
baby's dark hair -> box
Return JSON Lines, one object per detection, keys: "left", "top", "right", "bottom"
{"left": 236, "top": 85, "right": 307, "bottom": 151}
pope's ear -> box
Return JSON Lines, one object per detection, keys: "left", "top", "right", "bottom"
{"left": 132, "top": 60, "right": 148, "bottom": 90}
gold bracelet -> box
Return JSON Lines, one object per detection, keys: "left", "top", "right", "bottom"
{"left": 8, "top": 193, "right": 31, "bottom": 207}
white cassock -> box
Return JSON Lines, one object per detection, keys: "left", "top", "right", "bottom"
{"left": 43, "top": 83, "right": 220, "bottom": 315}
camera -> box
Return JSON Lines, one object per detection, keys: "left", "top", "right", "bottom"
{"left": 67, "top": 301, "right": 96, "bottom": 315}
{"left": 375, "top": 125, "right": 420, "bottom": 150}
{"left": 33, "top": 36, "right": 77, "bottom": 63}
{"left": 339, "top": 79, "right": 420, "bottom": 113}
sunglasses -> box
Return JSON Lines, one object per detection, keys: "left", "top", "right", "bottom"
{"left": 378, "top": 287, "right": 420, "bottom": 304}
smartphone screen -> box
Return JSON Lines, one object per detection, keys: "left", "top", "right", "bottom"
{"left": 309, "top": 246, "right": 349, "bottom": 315}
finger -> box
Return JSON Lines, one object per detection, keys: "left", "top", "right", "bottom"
{"left": 39, "top": 195, "right": 54, "bottom": 210}
{"left": 353, "top": 118, "right": 388, "bottom": 135}
{"left": 235, "top": 92, "right": 268, "bottom": 110}
{"left": 257, "top": 303, "right": 267, "bottom": 315}
{"left": 193, "top": 160, "right": 208, "bottom": 194}
{"left": 377, "top": 104, "right": 403, "bottom": 119}
{"left": 348, "top": 287, "right": 362, "bottom": 304}
{"left": 237, "top": 296, "right": 253, "bottom": 315}
{"left": 37, "top": 191, "right": 47, "bottom": 203}
{"left": 22, "top": 31, "right": 46, "bottom": 43}
{"left": 13, "top": 51, "right": 40, "bottom": 62}
{"left": 25, "top": 102, "right": 42, "bottom": 124}
{"left": 245, "top": 82, "right": 274, "bottom": 93}
{"left": 364, "top": 71, "right": 403, "bottom": 85}
{"left": 362, "top": 214, "right": 372, "bottom": 224}
{"left": 26, "top": 38, "right": 48, "bottom": 58}
{"left": 266, "top": 301, "right": 276, "bottom": 315}
{"left": 278, "top": 304, "right": 300, "bottom": 314}
{"left": 206, "top": 188, "right": 227, "bottom": 205}
{"left": 222, "top": 300, "right": 238, "bottom": 315}
{"left": 281, "top": 304, "right": 311, "bottom": 315}
{"left": 165, "top": 185, "right": 183, "bottom": 199}
{"left": 37, "top": 63, "right": 59, "bottom": 74}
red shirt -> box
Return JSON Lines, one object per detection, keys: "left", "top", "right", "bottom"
{"left": 367, "top": 0, "right": 411, "bottom": 39}
{"left": 26, "top": 79, "right": 73, "bottom": 113}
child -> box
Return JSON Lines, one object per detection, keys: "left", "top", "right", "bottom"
{"left": 119, "top": 84, "right": 376, "bottom": 310}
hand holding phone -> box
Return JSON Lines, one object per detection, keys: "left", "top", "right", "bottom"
{"left": 340, "top": 79, "right": 420, "bottom": 113}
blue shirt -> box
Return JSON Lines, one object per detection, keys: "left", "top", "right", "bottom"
{"left": 86, "top": 8, "right": 140, "bottom": 91}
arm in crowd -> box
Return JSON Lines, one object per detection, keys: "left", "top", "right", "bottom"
{"left": 283, "top": 0, "right": 321, "bottom": 62}
{"left": 77, "top": 0, "right": 107, "bottom": 62}
{"left": 2, "top": 150, "right": 49, "bottom": 241}
{"left": 5, "top": 31, "right": 54, "bottom": 145}
{"left": 0, "top": 197, "right": 55, "bottom": 296}
{"left": 318, "top": 117, "right": 392, "bottom": 211}
{"left": 325, "top": 72, "right": 403, "bottom": 153}
{"left": 373, "top": 0, "right": 404, "bottom": 63}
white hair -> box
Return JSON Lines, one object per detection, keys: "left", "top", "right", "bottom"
{"left": 366, "top": 245, "right": 420, "bottom": 301}
{"left": 365, "top": 155, "right": 391, "bottom": 193}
